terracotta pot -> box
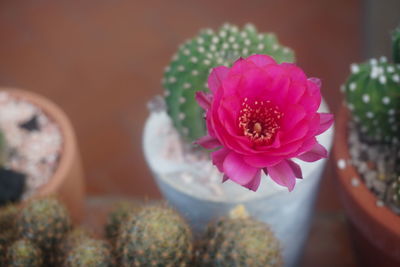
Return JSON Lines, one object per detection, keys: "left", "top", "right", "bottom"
{"left": 333, "top": 106, "right": 400, "bottom": 266}
{"left": 2, "top": 88, "right": 85, "bottom": 224}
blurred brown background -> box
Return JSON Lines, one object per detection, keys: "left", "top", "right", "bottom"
{"left": 0, "top": 0, "right": 397, "bottom": 266}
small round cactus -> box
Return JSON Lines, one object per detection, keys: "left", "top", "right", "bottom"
{"left": 6, "top": 239, "right": 43, "bottom": 267}
{"left": 116, "top": 203, "right": 193, "bottom": 267}
{"left": 17, "top": 197, "right": 71, "bottom": 252}
{"left": 64, "top": 238, "right": 114, "bottom": 267}
{"left": 343, "top": 57, "right": 400, "bottom": 144}
{"left": 393, "top": 26, "right": 400, "bottom": 64}
{"left": 56, "top": 227, "right": 92, "bottom": 265}
{"left": 104, "top": 201, "right": 140, "bottom": 245}
{"left": 163, "top": 23, "right": 295, "bottom": 142}
{"left": 195, "top": 205, "right": 282, "bottom": 267}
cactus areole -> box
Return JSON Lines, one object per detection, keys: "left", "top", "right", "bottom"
{"left": 163, "top": 23, "right": 295, "bottom": 142}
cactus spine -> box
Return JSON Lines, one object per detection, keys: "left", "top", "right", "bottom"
{"left": 195, "top": 205, "right": 282, "bottom": 267}
{"left": 163, "top": 23, "right": 295, "bottom": 142}
{"left": 116, "top": 203, "right": 193, "bottom": 267}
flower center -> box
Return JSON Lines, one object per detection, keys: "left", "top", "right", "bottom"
{"left": 238, "top": 98, "right": 283, "bottom": 146}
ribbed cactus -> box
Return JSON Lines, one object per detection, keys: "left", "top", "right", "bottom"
{"left": 64, "top": 238, "right": 114, "bottom": 267}
{"left": 0, "top": 204, "right": 19, "bottom": 248}
{"left": 393, "top": 26, "right": 400, "bottom": 64}
{"left": 195, "top": 205, "right": 282, "bottom": 267}
{"left": 6, "top": 239, "right": 43, "bottom": 267}
{"left": 116, "top": 203, "right": 193, "bottom": 267}
{"left": 16, "top": 197, "right": 71, "bottom": 255}
{"left": 343, "top": 57, "right": 400, "bottom": 144}
{"left": 163, "top": 23, "right": 295, "bottom": 142}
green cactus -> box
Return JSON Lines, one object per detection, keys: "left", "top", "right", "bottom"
{"left": 343, "top": 57, "right": 400, "bottom": 144}
{"left": 104, "top": 201, "right": 140, "bottom": 246}
{"left": 393, "top": 26, "right": 400, "bottom": 64}
{"left": 195, "top": 205, "right": 282, "bottom": 267}
{"left": 64, "top": 238, "right": 114, "bottom": 267}
{"left": 16, "top": 197, "right": 71, "bottom": 255}
{"left": 116, "top": 203, "right": 193, "bottom": 267}
{"left": 6, "top": 239, "right": 43, "bottom": 267}
{"left": 163, "top": 23, "right": 295, "bottom": 142}
{"left": 55, "top": 227, "right": 92, "bottom": 265}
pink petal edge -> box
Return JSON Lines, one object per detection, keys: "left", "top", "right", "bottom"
{"left": 222, "top": 152, "right": 259, "bottom": 186}
{"left": 266, "top": 160, "right": 299, "bottom": 191}
{"left": 208, "top": 66, "right": 229, "bottom": 93}
{"left": 195, "top": 135, "right": 221, "bottom": 149}
{"left": 296, "top": 143, "right": 328, "bottom": 162}
{"left": 316, "top": 113, "right": 334, "bottom": 135}
{"left": 195, "top": 91, "right": 213, "bottom": 111}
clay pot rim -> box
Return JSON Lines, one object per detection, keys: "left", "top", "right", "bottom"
{"left": 1, "top": 88, "right": 77, "bottom": 197}
{"left": 333, "top": 106, "right": 400, "bottom": 236}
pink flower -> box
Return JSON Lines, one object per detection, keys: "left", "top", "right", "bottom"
{"left": 195, "top": 55, "right": 333, "bottom": 192}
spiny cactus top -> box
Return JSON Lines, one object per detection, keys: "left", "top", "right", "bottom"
{"left": 163, "top": 23, "right": 295, "bottom": 142}
{"left": 393, "top": 26, "right": 400, "bottom": 64}
{"left": 64, "top": 238, "right": 114, "bottom": 267}
{"left": 6, "top": 239, "right": 43, "bottom": 267}
{"left": 343, "top": 57, "right": 400, "bottom": 144}
{"left": 196, "top": 205, "right": 282, "bottom": 267}
{"left": 116, "top": 203, "right": 193, "bottom": 267}
{"left": 17, "top": 197, "right": 71, "bottom": 252}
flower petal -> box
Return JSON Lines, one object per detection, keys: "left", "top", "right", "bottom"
{"left": 266, "top": 160, "right": 298, "bottom": 191}
{"left": 286, "top": 159, "right": 303, "bottom": 179}
{"left": 208, "top": 66, "right": 229, "bottom": 93}
{"left": 195, "top": 91, "right": 213, "bottom": 111}
{"left": 297, "top": 143, "right": 328, "bottom": 162}
{"left": 316, "top": 113, "right": 334, "bottom": 135}
{"left": 223, "top": 152, "right": 259, "bottom": 186}
{"left": 243, "top": 170, "right": 262, "bottom": 191}
{"left": 211, "top": 148, "right": 230, "bottom": 172}
{"left": 247, "top": 54, "right": 276, "bottom": 67}
{"left": 195, "top": 135, "right": 221, "bottom": 149}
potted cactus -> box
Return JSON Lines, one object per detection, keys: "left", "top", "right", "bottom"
{"left": 0, "top": 89, "right": 85, "bottom": 223}
{"left": 143, "top": 23, "right": 334, "bottom": 266}
{"left": 333, "top": 27, "right": 400, "bottom": 266}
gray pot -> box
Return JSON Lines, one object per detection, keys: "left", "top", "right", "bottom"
{"left": 143, "top": 101, "right": 333, "bottom": 267}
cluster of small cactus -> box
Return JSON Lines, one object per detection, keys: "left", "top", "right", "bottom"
{"left": 163, "top": 23, "right": 295, "bottom": 142}
{"left": 343, "top": 56, "right": 400, "bottom": 144}
{"left": 115, "top": 203, "right": 193, "bottom": 267}
{"left": 195, "top": 205, "right": 282, "bottom": 267}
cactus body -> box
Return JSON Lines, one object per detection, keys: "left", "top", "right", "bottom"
{"left": 163, "top": 23, "right": 295, "bottom": 142}
{"left": 6, "top": 239, "right": 43, "bottom": 267}
{"left": 16, "top": 198, "right": 71, "bottom": 254}
{"left": 105, "top": 201, "right": 140, "bottom": 245}
{"left": 56, "top": 227, "right": 91, "bottom": 265}
{"left": 64, "top": 239, "right": 114, "bottom": 267}
{"left": 196, "top": 206, "right": 282, "bottom": 267}
{"left": 343, "top": 57, "right": 400, "bottom": 144}
{"left": 116, "top": 203, "right": 193, "bottom": 267}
